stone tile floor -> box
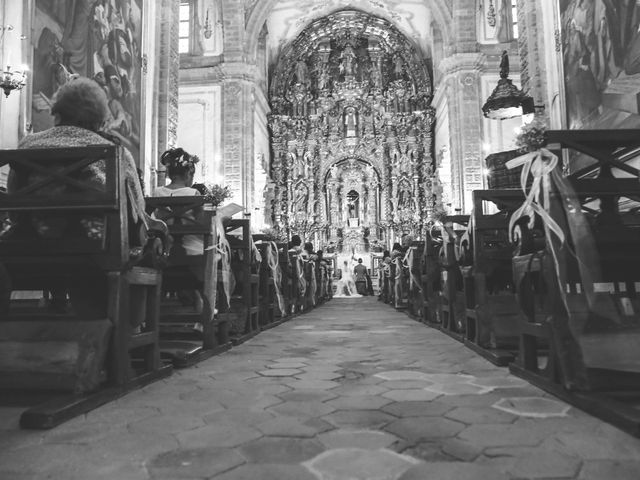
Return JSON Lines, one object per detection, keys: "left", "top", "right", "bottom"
{"left": 2, "top": 297, "right": 640, "bottom": 479}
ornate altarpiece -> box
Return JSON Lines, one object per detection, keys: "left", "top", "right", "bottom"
{"left": 268, "top": 10, "right": 440, "bottom": 252}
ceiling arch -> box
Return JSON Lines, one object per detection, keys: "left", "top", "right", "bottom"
{"left": 245, "top": 0, "right": 454, "bottom": 62}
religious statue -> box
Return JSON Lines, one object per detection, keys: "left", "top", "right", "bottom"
{"left": 317, "top": 64, "right": 330, "bottom": 90}
{"left": 394, "top": 55, "right": 404, "bottom": 79}
{"left": 344, "top": 107, "right": 358, "bottom": 138}
{"left": 295, "top": 58, "right": 309, "bottom": 85}
{"left": 294, "top": 183, "right": 309, "bottom": 213}
{"left": 340, "top": 44, "right": 357, "bottom": 77}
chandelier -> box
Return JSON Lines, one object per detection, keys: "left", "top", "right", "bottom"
{"left": 1, "top": 65, "right": 27, "bottom": 97}
{"left": 482, "top": 51, "right": 534, "bottom": 120}
{"left": 1, "top": 25, "right": 28, "bottom": 98}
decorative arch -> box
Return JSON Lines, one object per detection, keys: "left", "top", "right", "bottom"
{"left": 245, "top": 0, "right": 454, "bottom": 61}
{"left": 267, "top": 9, "right": 439, "bottom": 248}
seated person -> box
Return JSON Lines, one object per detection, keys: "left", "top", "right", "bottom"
{"left": 4, "top": 77, "right": 156, "bottom": 319}
{"left": 154, "top": 148, "right": 203, "bottom": 256}
{"left": 288, "top": 234, "right": 302, "bottom": 253}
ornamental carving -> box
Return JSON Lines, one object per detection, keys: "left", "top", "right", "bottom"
{"left": 268, "top": 10, "right": 440, "bottom": 250}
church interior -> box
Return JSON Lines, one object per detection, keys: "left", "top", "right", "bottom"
{"left": 1, "top": 1, "right": 640, "bottom": 478}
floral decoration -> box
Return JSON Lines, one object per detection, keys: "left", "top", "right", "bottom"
{"left": 202, "top": 183, "right": 232, "bottom": 207}
{"left": 515, "top": 118, "right": 548, "bottom": 152}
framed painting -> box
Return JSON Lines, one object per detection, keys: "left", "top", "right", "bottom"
{"left": 559, "top": 0, "right": 640, "bottom": 130}
{"left": 31, "top": 0, "right": 143, "bottom": 163}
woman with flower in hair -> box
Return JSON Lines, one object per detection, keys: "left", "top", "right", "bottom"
{"left": 154, "top": 148, "right": 204, "bottom": 256}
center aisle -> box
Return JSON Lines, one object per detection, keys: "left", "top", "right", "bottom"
{"left": 2, "top": 297, "right": 640, "bottom": 479}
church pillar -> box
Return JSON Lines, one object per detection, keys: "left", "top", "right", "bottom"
{"left": 221, "top": 63, "right": 258, "bottom": 211}
{"left": 156, "top": 0, "right": 180, "bottom": 186}
{"left": 437, "top": 53, "right": 486, "bottom": 213}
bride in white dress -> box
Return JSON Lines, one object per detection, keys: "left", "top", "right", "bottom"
{"left": 334, "top": 260, "right": 361, "bottom": 298}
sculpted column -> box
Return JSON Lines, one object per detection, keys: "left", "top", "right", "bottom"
{"left": 437, "top": 53, "right": 486, "bottom": 213}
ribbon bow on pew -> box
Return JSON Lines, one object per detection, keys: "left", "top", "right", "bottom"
{"left": 403, "top": 247, "right": 422, "bottom": 292}
{"left": 205, "top": 215, "right": 232, "bottom": 316}
{"left": 506, "top": 147, "right": 601, "bottom": 316}
{"left": 267, "top": 241, "right": 286, "bottom": 315}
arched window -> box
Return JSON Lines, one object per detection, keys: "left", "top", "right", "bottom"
{"left": 179, "top": 1, "right": 192, "bottom": 54}
{"left": 480, "top": 0, "right": 519, "bottom": 43}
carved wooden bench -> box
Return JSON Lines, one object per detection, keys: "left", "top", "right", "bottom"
{"left": 0, "top": 146, "right": 171, "bottom": 429}
{"left": 420, "top": 234, "right": 443, "bottom": 326}
{"left": 220, "top": 219, "right": 260, "bottom": 344}
{"left": 438, "top": 215, "right": 469, "bottom": 341}
{"left": 460, "top": 190, "right": 524, "bottom": 365}
{"left": 510, "top": 129, "right": 640, "bottom": 437}
{"left": 145, "top": 196, "right": 230, "bottom": 367}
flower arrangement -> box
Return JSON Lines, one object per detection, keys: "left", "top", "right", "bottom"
{"left": 429, "top": 206, "right": 448, "bottom": 224}
{"left": 515, "top": 118, "right": 548, "bottom": 152}
{"left": 259, "top": 227, "right": 287, "bottom": 243}
{"left": 201, "top": 184, "right": 232, "bottom": 207}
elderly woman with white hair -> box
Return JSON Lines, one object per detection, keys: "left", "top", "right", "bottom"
{"left": 5, "top": 77, "right": 151, "bottom": 318}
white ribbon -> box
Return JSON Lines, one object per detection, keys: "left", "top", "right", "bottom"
{"left": 266, "top": 241, "right": 286, "bottom": 315}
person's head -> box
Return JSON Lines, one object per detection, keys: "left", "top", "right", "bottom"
{"left": 392, "top": 242, "right": 402, "bottom": 252}
{"left": 51, "top": 77, "right": 109, "bottom": 132}
{"left": 160, "top": 147, "right": 199, "bottom": 186}
{"left": 383, "top": 249, "right": 390, "bottom": 259}
{"left": 290, "top": 235, "right": 302, "bottom": 247}
{"left": 358, "top": 258, "right": 363, "bottom": 263}
{"left": 304, "top": 242, "right": 314, "bottom": 253}
{"left": 343, "top": 261, "right": 348, "bottom": 266}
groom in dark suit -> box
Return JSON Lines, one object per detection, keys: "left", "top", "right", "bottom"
{"left": 354, "top": 258, "right": 368, "bottom": 295}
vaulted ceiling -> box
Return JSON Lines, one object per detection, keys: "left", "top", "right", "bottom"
{"left": 257, "top": 0, "right": 438, "bottom": 61}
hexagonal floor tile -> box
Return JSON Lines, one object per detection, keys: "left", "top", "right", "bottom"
{"left": 317, "top": 430, "right": 399, "bottom": 450}
{"left": 380, "top": 380, "right": 434, "bottom": 389}
{"left": 267, "top": 362, "right": 308, "bottom": 369}
{"left": 239, "top": 437, "right": 325, "bottom": 464}
{"left": 269, "top": 401, "right": 336, "bottom": 419}
{"left": 284, "top": 379, "right": 341, "bottom": 390}
{"left": 303, "top": 448, "right": 420, "bottom": 480}
{"left": 492, "top": 397, "right": 571, "bottom": 418}
{"left": 322, "top": 410, "right": 396, "bottom": 429}
{"left": 176, "top": 423, "right": 263, "bottom": 448}
{"left": 381, "top": 401, "right": 453, "bottom": 418}
{"left": 508, "top": 450, "right": 582, "bottom": 478}
{"left": 373, "top": 371, "right": 434, "bottom": 382}
{"left": 327, "top": 395, "right": 392, "bottom": 411}
{"left": 330, "top": 384, "right": 388, "bottom": 397}
{"left": 382, "top": 389, "right": 441, "bottom": 402}
{"left": 258, "top": 369, "right": 302, "bottom": 377}
{"left": 469, "top": 376, "right": 528, "bottom": 389}
{"left": 147, "top": 447, "right": 244, "bottom": 479}
{"left": 425, "top": 383, "right": 493, "bottom": 396}
{"left": 445, "top": 406, "right": 517, "bottom": 425}
{"left": 385, "top": 417, "right": 465, "bottom": 441}
{"left": 277, "top": 390, "right": 338, "bottom": 403}
{"left": 215, "top": 464, "right": 318, "bottom": 480}
{"left": 398, "top": 462, "right": 510, "bottom": 480}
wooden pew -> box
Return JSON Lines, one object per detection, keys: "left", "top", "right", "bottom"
{"left": 220, "top": 219, "right": 260, "bottom": 344}
{"left": 289, "top": 251, "right": 306, "bottom": 314}
{"left": 302, "top": 257, "right": 316, "bottom": 310}
{"left": 276, "top": 243, "right": 294, "bottom": 317}
{"left": 420, "top": 234, "right": 443, "bottom": 326}
{"left": 0, "top": 146, "right": 171, "bottom": 429}
{"left": 510, "top": 129, "right": 640, "bottom": 437}
{"left": 438, "top": 215, "right": 469, "bottom": 341}
{"left": 406, "top": 241, "right": 425, "bottom": 319}
{"left": 145, "top": 196, "right": 230, "bottom": 367}
{"left": 253, "top": 238, "right": 288, "bottom": 330}
{"left": 460, "top": 190, "right": 524, "bottom": 365}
